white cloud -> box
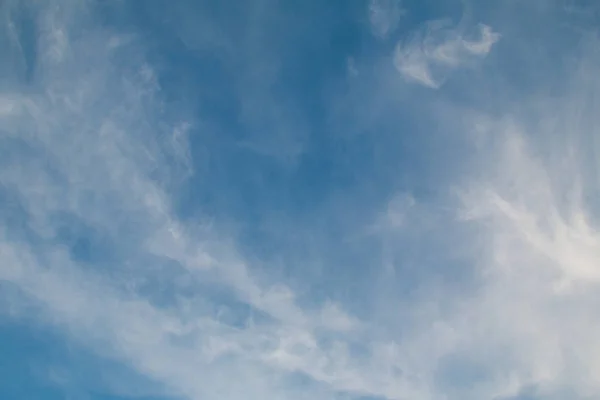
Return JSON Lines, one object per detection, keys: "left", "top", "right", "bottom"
{"left": 394, "top": 21, "right": 500, "bottom": 88}
{"left": 446, "top": 50, "right": 600, "bottom": 397}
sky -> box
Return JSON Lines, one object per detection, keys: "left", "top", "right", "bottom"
{"left": 1, "top": 0, "right": 600, "bottom": 399}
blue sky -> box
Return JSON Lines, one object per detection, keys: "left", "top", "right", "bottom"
{"left": 2, "top": 0, "right": 600, "bottom": 399}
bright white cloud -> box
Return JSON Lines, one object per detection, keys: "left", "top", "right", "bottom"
{"left": 448, "top": 55, "right": 600, "bottom": 397}
{"left": 394, "top": 21, "right": 500, "bottom": 88}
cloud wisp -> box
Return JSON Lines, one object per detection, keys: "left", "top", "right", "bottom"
{"left": 368, "top": 0, "right": 405, "bottom": 39}
{"left": 394, "top": 21, "right": 500, "bottom": 88}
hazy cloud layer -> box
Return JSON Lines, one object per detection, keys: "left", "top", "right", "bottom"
{"left": 1, "top": 1, "right": 600, "bottom": 400}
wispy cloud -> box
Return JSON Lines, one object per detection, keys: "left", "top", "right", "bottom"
{"left": 368, "top": 0, "right": 405, "bottom": 39}
{"left": 2, "top": 1, "right": 600, "bottom": 400}
{"left": 394, "top": 21, "right": 500, "bottom": 88}
{"left": 0, "top": 2, "right": 394, "bottom": 399}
